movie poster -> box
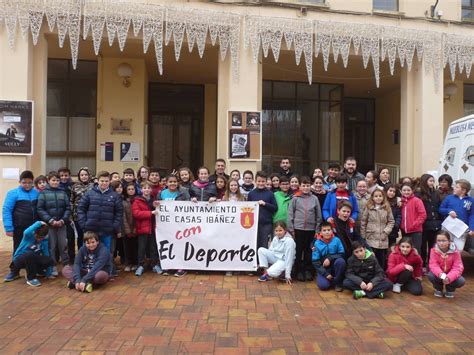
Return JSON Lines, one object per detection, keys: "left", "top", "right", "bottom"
{"left": 0, "top": 100, "right": 33, "bottom": 155}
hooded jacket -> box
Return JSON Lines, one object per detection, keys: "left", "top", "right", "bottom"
{"left": 132, "top": 195, "right": 155, "bottom": 235}
{"left": 401, "top": 195, "right": 427, "bottom": 233}
{"left": 37, "top": 186, "right": 71, "bottom": 225}
{"left": 287, "top": 191, "right": 322, "bottom": 232}
{"left": 73, "top": 243, "right": 113, "bottom": 283}
{"left": 429, "top": 242, "right": 464, "bottom": 282}
{"left": 345, "top": 249, "right": 385, "bottom": 286}
{"left": 312, "top": 235, "right": 345, "bottom": 276}
{"left": 2, "top": 186, "right": 39, "bottom": 233}
{"left": 268, "top": 232, "right": 296, "bottom": 279}
{"left": 360, "top": 204, "right": 395, "bottom": 249}
{"left": 13, "top": 221, "right": 51, "bottom": 270}
{"left": 439, "top": 194, "right": 474, "bottom": 231}
{"left": 322, "top": 190, "right": 359, "bottom": 221}
{"left": 273, "top": 190, "right": 292, "bottom": 223}
{"left": 386, "top": 245, "right": 423, "bottom": 282}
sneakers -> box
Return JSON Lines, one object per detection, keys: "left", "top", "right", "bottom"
{"left": 353, "top": 290, "right": 366, "bottom": 299}
{"left": 174, "top": 270, "right": 187, "bottom": 277}
{"left": 135, "top": 266, "right": 144, "bottom": 276}
{"left": 392, "top": 283, "right": 402, "bottom": 294}
{"left": 85, "top": 283, "right": 93, "bottom": 293}
{"left": 51, "top": 267, "right": 59, "bottom": 277}
{"left": 445, "top": 291, "right": 455, "bottom": 299}
{"left": 152, "top": 265, "right": 163, "bottom": 274}
{"left": 305, "top": 270, "right": 314, "bottom": 281}
{"left": 377, "top": 292, "right": 385, "bottom": 299}
{"left": 131, "top": 265, "right": 137, "bottom": 271}
{"left": 335, "top": 284, "right": 343, "bottom": 292}
{"left": 26, "top": 278, "right": 41, "bottom": 287}
{"left": 124, "top": 266, "right": 131, "bottom": 272}
{"left": 434, "top": 290, "right": 443, "bottom": 298}
{"left": 258, "top": 273, "right": 270, "bottom": 282}
{"left": 4, "top": 271, "right": 20, "bottom": 282}
{"left": 162, "top": 270, "right": 171, "bottom": 276}
{"left": 66, "top": 281, "right": 75, "bottom": 289}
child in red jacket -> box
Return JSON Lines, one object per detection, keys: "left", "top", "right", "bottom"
{"left": 386, "top": 237, "right": 423, "bottom": 295}
{"left": 132, "top": 181, "right": 160, "bottom": 277}
{"left": 400, "top": 183, "right": 427, "bottom": 254}
{"left": 427, "top": 231, "right": 465, "bottom": 298}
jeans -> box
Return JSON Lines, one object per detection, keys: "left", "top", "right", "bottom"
{"left": 316, "top": 258, "right": 346, "bottom": 290}
{"left": 9, "top": 226, "right": 28, "bottom": 272}
{"left": 396, "top": 270, "right": 423, "bottom": 296}
{"left": 99, "top": 235, "right": 112, "bottom": 252}
{"left": 137, "top": 234, "right": 158, "bottom": 267}
{"left": 257, "top": 223, "right": 273, "bottom": 251}
{"left": 49, "top": 225, "right": 69, "bottom": 265}
{"left": 427, "top": 272, "right": 465, "bottom": 292}
{"left": 294, "top": 229, "right": 315, "bottom": 274}
{"left": 343, "top": 278, "right": 393, "bottom": 298}
{"left": 13, "top": 251, "right": 54, "bottom": 280}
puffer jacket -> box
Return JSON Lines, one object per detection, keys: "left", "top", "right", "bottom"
{"left": 401, "top": 195, "right": 427, "bottom": 233}
{"left": 360, "top": 205, "right": 395, "bottom": 249}
{"left": 71, "top": 181, "right": 94, "bottom": 221}
{"left": 77, "top": 186, "right": 123, "bottom": 236}
{"left": 345, "top": 249, "right": 386, "bottom": 286}
{"left": 287, "top": 192, "right": 322, "bottom": 232}
{"left": 37, "top": 186, "right": 71, "bottom": 224}
{"left": 429, "top": 243, "right": 464, "bottom": 282}
{"left": 416, "top": 190, "right": 441, "bottom": 231}
{"left": 189, "top": 180, "right": 217, "bottom": 201}
{"left": 386, "top": 245, "right": 423, "bottom": 282}
{"left": 312, "top": 235, "right": 345, "bottom": 276}
{"left": 132, "top": 196, "right": 154, "bottom": 235}
{"left": 2, "top": 186, "right": 38, "bottom": 232}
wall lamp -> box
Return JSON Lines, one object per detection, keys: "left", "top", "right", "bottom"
{"left": 117, "top": 62, "right": 133, "bottom": 88}
{"left": 444, "top": 82, "right": 458, "bottom": 102}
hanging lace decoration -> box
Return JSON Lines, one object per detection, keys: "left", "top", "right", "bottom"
{"left": 28, "top": 1, "right": 44, "bottom": 45}
{"left": 105, "top": 3, "right": 131, "bottom": 51}
{"left": 142, "top": 5, "right": 164, "bottom": 75}
{"left": 3, "top": 0, "right": 18, "bottom": 48}
{"left": 67, "top": 0, "right": 81, "bottom": 69}
{"left": 83, "top": 1, "right": 106, "bottom": 55}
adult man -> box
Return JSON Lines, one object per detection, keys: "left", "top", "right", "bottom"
{"left": 209, "top": 158, "right": 230, "bottom": 183}
{"left": 279, "top": 158, "right": 293, "bottom": 178}
{"left": 342, "top": 157, "right": 365, "bottom": 192}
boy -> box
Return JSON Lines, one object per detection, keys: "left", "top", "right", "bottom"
{"left": 62, "top": 231, "right": 112, "bottom": 292}
{"left": 323, "top": 163, "right": 340, "bottom": 192}
{"left": 58, "top": 167, "right": 77, "bottom": 264}
{"left": 121, "top": 168, "right": 141, "bottom": 194}
{"left": 287, "top": 176, "right": 322, "bottom": 282}
{"left": 148, "top": 167, "right": 163, "bottom": 200}
{"left": 258, "top": 221, "right": 296, "bottom": 284}
{"left": 322, "top": 173, "right": 359, "bottom": 223}
{"left": 37, "top": 171, "right": 71, "bottom": 276}
{"left": 248, "top": 171, "right": 277, "bottom": 251}
{"left": 3, "top": 170, "right": 39, "bottom": 281}
{"left": 12, "top": 221, "right": 54, "bottom": 287}
{"left": 312, "top": 221, "right": 346, "bottom": 291}
{"left": 273, "top": 176, "right": 292, "bottom": 224}
{"left": 439, "top": 179, "right": 474, "bottom": 252}
{"left": 332, "top": 201, "right": 357, "bottom": 256}
{"left": 240, "top": 170, "right": 255, "bottom": 200}
{"left": 343, "top": 240, "right": 392, "bottom": 299}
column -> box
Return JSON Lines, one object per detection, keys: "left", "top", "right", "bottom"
{"left": 400, "top": 60, "right": 444, "bottom": 177}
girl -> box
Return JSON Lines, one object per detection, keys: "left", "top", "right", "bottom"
{"left": 111, "top": 181, "right": 125, "bottom": 268}
{"left": 270, "top": 173, "right": 280, "bottom": 193}
{"left": 34, "top": 175, "right": 47, "bottom": 193}
{"left": 229, "top": 169, "right": 241, "bottom": 185}
{"left": 437, "top": 174, "right": 453, "bottom": 202}
{"left": 224, "top": 179, "right": 244, "bottom": 201}
{"left": 377, "top": 167, "right": 391, "bottom": 187}
{"left": 311, "top": 176, "right": 327, "bottom": 208}
{"left": 416, "top": 174, "right": 442, "bottom": 269}
{"left": 427, "top": 231, "right": 465, "bottom": 298}
{"left": 137, "top": 166, "right": 150, "bottom": 183}
{"left": 122, "top": 182, "right": 137, "bottom": 272}
{"left": 189, "top": 167, "right": 217, "bottom": 202}
{"left": 354, "top": 179, "right": 370, "bottom": 234}
{"left": 289, "top": 175, "right": 300, "bottom": 195}
{"left": 265, "top": 178, "right": 273, "bottom": 191}
{"left": 178, "top": 167, "right": 194, "bottom": 190}
{"left": 384, "top": 184, "right": 402, "bottom": 247}
{"left": 71, "top": 167, "right": 94, "bottom": 249}
{"left": 360, "top": 189, "right": 395, "bottom": 270}
{"left": 132, "top": 181, "right": 161, "bottom": 276}
{"left": 240, "top": 170, "right": 255, "bottom": 200}
{"left": 365, "top": 170, "right": 379, "bottom": 194}
{"left": 386, "top": 237, "right": 423, "bottom": 295}
{"left": 400, "top": 183, "right": 427, "bottom": 253}
{"left": 399, "top": 176, "right": 414, "bottom": 187}
{"left": 312, "top": 168, "right": 324, "bottom": 179}
{"left": 215, "top": 176, "right": 227, "bottom": 201}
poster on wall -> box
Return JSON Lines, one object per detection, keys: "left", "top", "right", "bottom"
{"left": 227, "top": 111, "right": 261, "bottom": 160}
{"left": 0, "top": 100, "right": 33, "bottom": 155}
{"left": 120, "top": 142, "right": 140, "bottom": 162}
{"left": 229, "top": 130, "right": 249, "bottom": 158}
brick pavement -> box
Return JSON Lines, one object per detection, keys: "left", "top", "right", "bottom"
{"left": 0, "top": 250, "right": 473, "bottom": 354}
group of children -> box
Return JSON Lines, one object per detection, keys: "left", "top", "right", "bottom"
{"left": 2, "top": 157, "right": 471, "bottom": 299}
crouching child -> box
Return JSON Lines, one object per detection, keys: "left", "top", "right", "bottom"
{"left": 312, "top": 221, "right": 346, "bottom": 291}
{"left": 12, "top": 221, "right": 54, "bottom": 287}
{"left": 258, "top": 221, "right": 296, "bottom": 284}
{"left": 62, "top": 231, "right": 112, "bottom": 293}
{"left": 343, "top": 240, "right": 392, "bottom": 299}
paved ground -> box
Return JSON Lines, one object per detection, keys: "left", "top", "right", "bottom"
{"left": 0, "top": 244, "right": 473, "bottom": 354}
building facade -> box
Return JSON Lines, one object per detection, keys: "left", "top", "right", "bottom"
{"left": 0, "top": 0, "right": 473, "bottom": 205}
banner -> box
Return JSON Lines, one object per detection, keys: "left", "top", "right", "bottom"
{"left": 155, "top": 201, "right": 259, "bottom": 271}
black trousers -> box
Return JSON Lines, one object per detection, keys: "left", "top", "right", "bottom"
{"left": 396, "top": 270, "right": 423, "bottom": 296}
{"left": 9, "top": 226, "right": 28, "bottom": 271}
{"left": 343, "top": 278, "right": 393, "bottom": 298}
{"left": 372, "top": 247, "right": 387, "bottom": 271}
{"left": 137, "top": 234, "right": 158, "bottom": 267}
{"left": 123, "top": 237, "right": 138, "bottom": 265}
{"left": 13, "top": 251, "right": 54, "bottom": 280}
{"left": 294, "top": 229, "right": 315, "bottom": 274}
{"left": 421, "top": 229, "right": 438, "bottom": 266}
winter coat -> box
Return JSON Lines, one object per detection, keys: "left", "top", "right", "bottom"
{"left": 2, "top": 186, "right": 39, "bottom": 233}
{"left": 159, "top": 187, "right": 191, "bottom": 201}
{"left": 273, "top": 190, "right": 292, "bottom": 223}
{"left": 247, "top": 188, "right": 277, "bottom": 225}
{"left": 401, "top": 195, "right": 427, "bottom": 233}
{"left": 360, "top": 205, "right": 395, "bottom": 249}
{"left": 77, "top": 186, "right": 123, "bottom": 236}
{"left": 312, "top": 235, "right": 345, "bottom": 276}
{"left": 122, "top": 198, "right": 135, "bottom": 237}
{"left": 73, "top": 243, "right": 112, "bottom": 283}
{"left": 59, "top": 178, "right": 74, "bottom": 199}
{"left": 386, "top": 245, "right": 423, "bottom": 282}
{"left": 438, "top": 187, "right": 453, "bottom": 203}
{"left": 345, "top": 249, "right": 386, "bottom": 286}
{"left": 416, "top": 190, "right": 442, "bottom": 231}
{"left": 189, "top": 180, "right": 217, "bottom": 201}
{"left": 429, "top": 243, "right": 464, "bottom": 282}
{"left": 132, "top": 196, "right": 154, "bottom": 235}
{"left": 439, "top": 194, "right": 474, "bottom": 231}
{"left": 322, "top": 190, "right": 359, "bottom": 221}
{"left": 268, "top": 233, "right": 296, "bottom": 279}
{"left": 13, "top": 221, "right": 50, "bottom": 261}
{"left": 287, "top": 192, "right": 322, "bottom": 232}
{"left": 71, "top": 181, "right": 94, "bottom": 221}
{"left": 354, "top": 192, "right": 370, "bottom": 231}
{"left": 37, "top": 186, "right": 71, "bottom": 225}
{"left": 344, "top": 171, "right": 365, "bottom": 192}
{"left": 389, "top": 203, "right": 402, "bottom": 243}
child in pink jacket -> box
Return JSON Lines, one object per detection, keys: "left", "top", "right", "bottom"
{"left": 400, "top": 183, "right": 426, "bottom": 253}
{"left": 427, "top": 231, "right": 465, "bottom": 299}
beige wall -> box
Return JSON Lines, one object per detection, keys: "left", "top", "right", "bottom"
{"left": 375, "top": 88, "right": 400, "bottom": 165}
{"left": 444, "top": 80, "right": 465, "bottom": 132}
{"left": 400, "top": 0, "right": 461, "bottom": 21}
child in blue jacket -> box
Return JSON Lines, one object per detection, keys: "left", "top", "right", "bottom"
{"left": 12, "top": 221, "right": 54, "bottom": 287}
{"left": 312, "top": 221, "right": 346, "bottom": 291}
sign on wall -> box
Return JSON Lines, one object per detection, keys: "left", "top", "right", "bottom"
{"left": 155, "top": 201, "right": 259, "bottom": 271}
{"left": 0, "top": 100, "right": 33, "bottom": 155}
{"left": 120, "top": 142, "right": 140, "bottom": 162}
{"left": 228, "top": 111, "right": 262, "bottom": 161}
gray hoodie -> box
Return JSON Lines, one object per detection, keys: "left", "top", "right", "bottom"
{"left": 287, "top": 192, "right": 322, "bottom": 232}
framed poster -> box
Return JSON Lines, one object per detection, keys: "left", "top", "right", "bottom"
{"left": 228, "top": 111, "right": 262, "bottom": 161}
{"left": 229, "top": 130, "right": 250, "bottom": 158}
{"left": 0, "top": 100, "right": 33, "bottom": 155}
{"left": 246, "top": 112, "right": 260, "bottom": 131}
{"left": 120, "top": 142, "right": 140, "bottom": 162}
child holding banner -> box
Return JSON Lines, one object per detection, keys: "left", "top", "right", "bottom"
{"left": 223, "top": 179, "right": 245, "bottom": 201}
{"left": 189, "top": 167, "right": 217, "bottom": 202}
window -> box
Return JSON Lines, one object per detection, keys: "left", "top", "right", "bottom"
{"left": 462, "top": 0, "right": 474, "bottom": 21}
{"left": 46, "top": 59, "right": 97, "bottom": 175}
{"left": 464, "top": 84, "right": 474, "bottom": 115}
{"left": 373, "top": 0, "right": 398, "bottom": 11}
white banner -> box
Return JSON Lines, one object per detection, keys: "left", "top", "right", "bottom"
{"left": 155, "top": 201, "right": 259, "bottom": 271}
